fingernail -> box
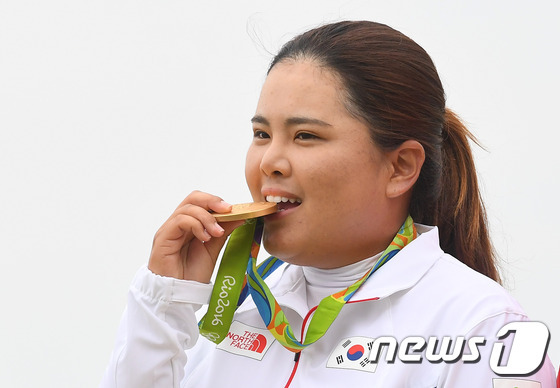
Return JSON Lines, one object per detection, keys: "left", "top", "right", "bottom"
{"left": 215, "top": 222, "right": 225, "bottom": 233}
{"left": 220, "top": 200, "right": 232, "bottom": 207}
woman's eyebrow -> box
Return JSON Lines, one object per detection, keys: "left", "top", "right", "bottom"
{"left": 285, "top": 116, "right": 332, "bottom": 127}
{"left": 251, "top": 115, "right": 269, "bottom": 126}
{"left": 250, "top": 115, "right": 332, "bottom": 127}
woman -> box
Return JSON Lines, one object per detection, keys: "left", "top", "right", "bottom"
{"left": 101, "top": 21, "right": 555, "bottom": 387}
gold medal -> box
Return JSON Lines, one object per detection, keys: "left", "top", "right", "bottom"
{"left": 212, "top": 202, "right": 278, "bottom": 222}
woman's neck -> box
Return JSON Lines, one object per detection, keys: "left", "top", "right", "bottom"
{"left": 302, "top": 251, "right": 382, "bottom": 307}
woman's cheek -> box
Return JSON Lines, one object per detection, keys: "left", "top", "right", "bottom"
{"left": 244, "top": 148, "right": 261, "bottom": 196}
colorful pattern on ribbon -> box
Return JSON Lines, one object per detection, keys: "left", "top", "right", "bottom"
{"left": 245, "top": 215, "right": 417, "bottom": 352}
{"left": 236, "top": 226, "right": 284, "bottom": 307}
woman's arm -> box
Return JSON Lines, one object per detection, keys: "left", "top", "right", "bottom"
{"left": 100, "top": 266, "right": 211, "bottom": 387}
{"left": 100, "top": 191, "right": 242, "bottom": 387}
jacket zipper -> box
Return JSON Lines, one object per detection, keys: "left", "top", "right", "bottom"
{"left": 283, "top": 305, "right": 318, "bottom": 387}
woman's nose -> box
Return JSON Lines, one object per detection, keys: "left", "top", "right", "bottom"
{"left": 259, "top": 140, "right": 291, "bottom": 178}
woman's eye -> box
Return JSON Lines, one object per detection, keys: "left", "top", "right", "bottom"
{"left": 253, "top": 130, "right": 270, "bottom": 139}
{"left": 295, "top": 132, "right": 318, "bottom": 140}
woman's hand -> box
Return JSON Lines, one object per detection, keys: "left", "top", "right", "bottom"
{"left": 148, "top": 191, "right": 244, "bottom": 283}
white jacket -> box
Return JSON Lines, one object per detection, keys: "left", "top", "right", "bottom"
{"left": 100, "top": 225, "right": 556, "bottom": 387}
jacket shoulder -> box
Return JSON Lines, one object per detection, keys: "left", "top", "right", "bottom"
{"left": 408, "top": 252, "right": 527, "bottom": 333}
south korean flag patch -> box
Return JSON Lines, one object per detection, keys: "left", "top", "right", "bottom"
{"left": 326, "top": 336, "right": 377, "bottom": 373}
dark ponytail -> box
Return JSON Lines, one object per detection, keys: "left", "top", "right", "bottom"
{"left": 269, "top": 21, "right": 500, "bottom": 282}
{"left": 435, "top": 109, "right": 499, "bottom": 282}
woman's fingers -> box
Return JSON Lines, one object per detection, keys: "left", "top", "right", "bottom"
{"left": 177, "top": 190, "right": 233, "bottom": 215}
{"left": 159, "top": 197, "right": 229, "bottom": 243}
{"left": 203, "top": 220, "right": 245, "bottom": 258}
{"left": 183, "top": 220, "right": 244, "bottom": 282}
{"left": 148, "top": 191, "right": 245, "bottom": 282}
{"left": 173, "top": 204, "right": 225, "bottom": 240}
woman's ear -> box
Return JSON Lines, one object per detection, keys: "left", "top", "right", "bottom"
{"left": 385, "top": 140, "right": 425, "bottom": 199}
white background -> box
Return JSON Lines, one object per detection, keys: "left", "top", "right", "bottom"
{"left": 1, "top": 1, "right": 558, "bottom": 386}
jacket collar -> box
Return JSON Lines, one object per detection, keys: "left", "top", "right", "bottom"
{"left": 351, "top": 224, "right": 442, "bottom": 301}
{"left": 237, "top": 224, "right": 443, "bottom": 318}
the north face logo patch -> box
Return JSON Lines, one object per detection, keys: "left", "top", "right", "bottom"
{"left": 217, "top": 321, "right": 275, "bottom": 360}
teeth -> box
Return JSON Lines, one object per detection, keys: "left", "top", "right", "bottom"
{"left": 266, "top": 195, "right": 301, "bottom": 204}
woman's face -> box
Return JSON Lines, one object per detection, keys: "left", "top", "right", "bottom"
{"left": 245, "top": 60, "right": 398, "bottom": 268}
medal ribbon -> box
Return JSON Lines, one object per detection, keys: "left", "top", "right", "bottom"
{"left": 200, "top": 215, "right": 417, "bottom": 352}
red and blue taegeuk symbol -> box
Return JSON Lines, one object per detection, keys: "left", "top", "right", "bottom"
{"left": 347, "top": 344, "right": 365, "bottom": 361}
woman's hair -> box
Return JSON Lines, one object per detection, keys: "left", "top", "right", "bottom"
{"left": 269, "top": 21, "right": 499, "bottom": 282}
